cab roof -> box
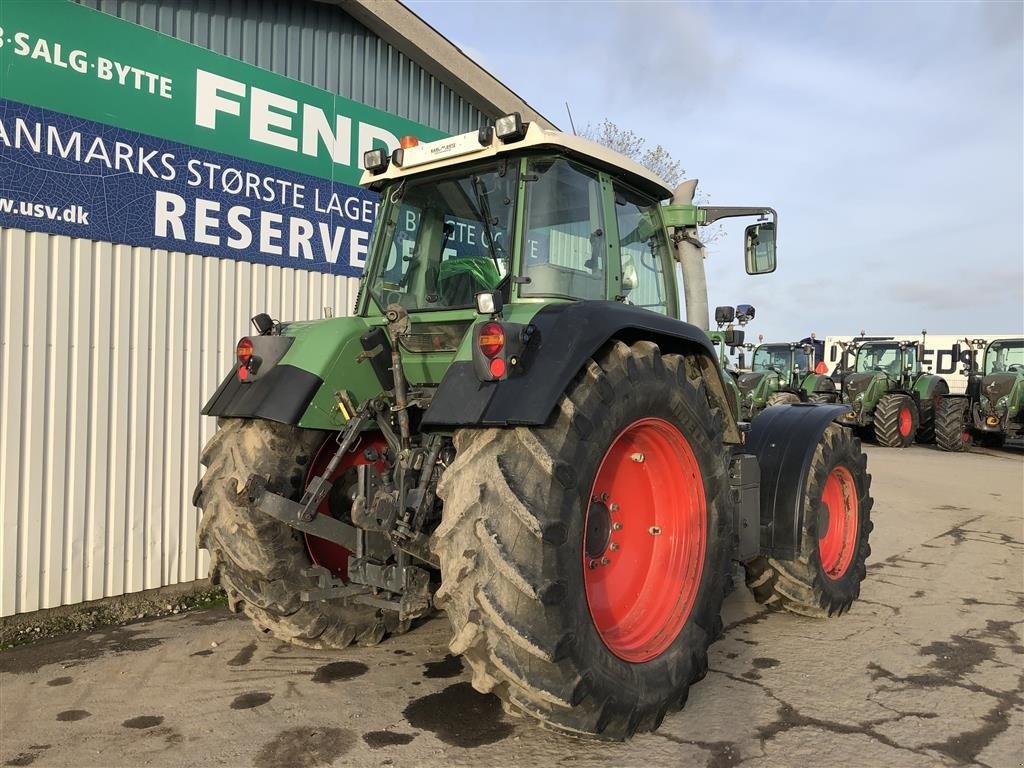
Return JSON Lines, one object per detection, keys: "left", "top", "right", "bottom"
{"left": 360, "top": 122, "right": 674, "bottom": 200}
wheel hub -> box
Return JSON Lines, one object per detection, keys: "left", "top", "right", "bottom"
{"left": 584, "top": 500, "right": 612, "bottom": 559}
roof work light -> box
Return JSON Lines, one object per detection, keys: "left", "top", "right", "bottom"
{"left": 494, "top": 112, "right": 527, "bottom": 143}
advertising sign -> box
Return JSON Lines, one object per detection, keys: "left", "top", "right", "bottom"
{"left": 0, "top": 0, "right": 446, "bottom": 275}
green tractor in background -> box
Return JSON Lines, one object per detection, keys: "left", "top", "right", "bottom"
{"left": 936, "top": 337, "right": 1024, "bottom": 451}
{"left": 838, "top": 336, "right": 948, "bottom": 447}
{"left": 194, "top": 117, "right": 873, "bottom": 739}
{"left": 737, "top": 341, "right": 837, "bottom": 420}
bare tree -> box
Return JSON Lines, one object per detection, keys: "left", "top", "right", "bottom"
{"left": 581, "top": 119, "right": 722, "bottom": 244}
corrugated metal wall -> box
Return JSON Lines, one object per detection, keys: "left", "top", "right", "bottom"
{"left": 0, "top": 2, "right": 493, "bottom": 617}
{"left": 0, "top": 229, "right": 358, "bottom": 616}
{"left": 75, "top": 0, "right": 489, "bottom": 135}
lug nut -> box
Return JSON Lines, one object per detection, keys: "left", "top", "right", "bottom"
{"left": 588, "top": 559, "right": 598, "bottom": 569}
{"left": 601, "top": 492, "right": 609, "bottom": 501}
{"left": 649, "top": 526, "right": 662, "bottom": 536}
{"left": 613, "top": 522, "right": 623, "bottom": 531}
{"left": 631, "top": 453, "right": 645, "bottom": 463}
{"left": 610, "top": 503, "right": 620, "bottom": 512}
{"left": 601, "top": 557, "right": 610, "bottom": 565}
{"left": 609, "top": 542, "right": 619, "bottom": 551}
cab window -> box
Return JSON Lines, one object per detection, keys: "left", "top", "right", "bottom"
{"left": 614, "top": 186, "right": 670, "bottom": 315}
{"left": 521, "top": 158, "right": 607, "bottom": 300}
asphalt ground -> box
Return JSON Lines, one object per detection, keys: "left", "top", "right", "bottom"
{"left": 1, "top": 444, "right": 1022, "bottom": 768}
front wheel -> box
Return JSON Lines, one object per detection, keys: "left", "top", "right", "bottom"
{"left": 744, "top": 425, "right": 873, "bottom": 617}
{"left": 767, "top": 391, "right": 802, "bottom": 407}
{"left": 874, "top": 393, "right": 918, "bottom": 447}
{"left": 433, "top": 340, "right": 732, "bottom": 739}
{"left": 935, "top": 398, "right": 972, "bottom": 452}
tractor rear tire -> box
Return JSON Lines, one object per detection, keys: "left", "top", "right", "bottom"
{"left": 935, "top": 398, "right": 972, "bottom": 452}
{"left": 433, "top": 340, "right": 732, "bottom": 739}
{"left": 743, "top": 425, "right": 872, "bottom": 617}
{"left": 767, "top": 392, "right": 801, "bottom": 407}
{"left": 809, "top": 392, "right": 836, "bottom": 404}
{"left": 873, "top": 394, "right": 918, "bottom": 448}
{"left": 195, "top": 419, "right": 408, "bottom": 649}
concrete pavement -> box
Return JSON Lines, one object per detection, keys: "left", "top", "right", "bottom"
{"left": 2, "top": 444, "right": 1022, "bottom": 767}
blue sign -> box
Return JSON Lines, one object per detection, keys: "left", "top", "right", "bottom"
{"left": 0, "top": 99, "right": 379, "bottom": 276}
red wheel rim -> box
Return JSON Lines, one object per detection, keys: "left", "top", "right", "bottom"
{"left": 818, "top": 466, "right": 859, "bottom": 580}
{"left": 583, "top": 418, "right": 706, "bottom": 663}
{"left": 898, "top": 407, "right": 913, "bottom": 437}
{"left": 304, "top": 433, "right": 389, "bottom": 580}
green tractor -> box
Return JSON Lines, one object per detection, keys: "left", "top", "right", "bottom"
{"left": 195, "top": 116, "right": 873, "bottom": 739}
{"left": 737, "top": 341, "right": 837, "bottom": 420}
{"left": 837, "top": 337, "right": 948, "bottom": 447}
{"left": 936, "top": 337, "right": 1024, "bottom": 451}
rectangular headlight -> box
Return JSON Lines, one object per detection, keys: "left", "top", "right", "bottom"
{"left": 494, "top": 112, "right": 526, "bottom": 142}
{"left": 363, "top": 148, "right": 389, "bottom": 173}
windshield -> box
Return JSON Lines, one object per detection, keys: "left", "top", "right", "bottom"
{"left": 367, "top": 161, "right": 517, "bottom": 312}
{"left": 985, "top": 340, "right": 1024, "bottom": 375}
{"left": 856, "top": 343, "right": 901, "bottom": 375}
{"left": 752, "top": 345, "right": 793, "bottom": 374}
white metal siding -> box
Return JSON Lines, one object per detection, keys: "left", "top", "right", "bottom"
{"left": 0, "top": 228, "right": 357, "bottom": 616}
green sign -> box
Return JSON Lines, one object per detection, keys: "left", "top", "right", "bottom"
{"left": 0, "top": 0, "right": 445, "bottom": 184}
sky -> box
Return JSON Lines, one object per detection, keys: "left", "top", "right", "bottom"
{"left": 407, "top": 0, "right": 1024, "bottom": 342}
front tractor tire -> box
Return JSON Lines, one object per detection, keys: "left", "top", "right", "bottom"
{"left": 195, "top": 419, "right": 406, "bottom": 649}
{"left": 873, "top": 393, "right": 918, "bottom": 448}
{"left": 767, "top": 392, "right": 802, "bottom": 407}
{"left": 935, "top": 398, "right": 972, "bottom": 452}
{"left": 433, "top": 341, "right": 732, "bottom": 739}
{"left": 744, "top": 425, "right": 873, "bottom": 617}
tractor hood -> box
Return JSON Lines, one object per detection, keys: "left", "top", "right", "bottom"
{"left": 843, "top": 372, "right": 881, "bottom": 400}
{"left": 980, "top": 373, "right": 1018, "bottom": 405}
{"left": 737, "top": 371, "right": 768, "bottom": 397}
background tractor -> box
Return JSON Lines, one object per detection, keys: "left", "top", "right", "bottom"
{"left": 194, "top": 117, "right": 873, "bottom": 739}
{"left": 737, "top": 341, "right": 837, "bottom": 420}
{"left": 936, "top": 337, "right": 1024, "bottom": 451}
{"left": 838, "top": 336, "right": 948, "bottom": 447}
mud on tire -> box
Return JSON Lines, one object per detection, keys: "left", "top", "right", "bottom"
{"left": 432, "top": 340, "right": 732, "bottom": 739}
{"left": 767, "top": 392, "right": 802, "bottom": 407}
{"left": 195, "top": 419, "right": 407, "bottom": 649}
{"left": 743, "top": 425, "right": 872, "bottom": 617}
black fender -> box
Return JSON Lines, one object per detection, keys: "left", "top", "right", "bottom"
{"left": 421, "top": 301, "right": 740, "bottom": 441}
{"left": 745, "top": 402, "right": 851, "bottom": 559}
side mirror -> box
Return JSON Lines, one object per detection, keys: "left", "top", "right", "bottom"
{"left": 715, "top": 305, "right": 735, "bottom": 324}
{"left": 744, "top": 222, "right": 777, "bottom": 275}
{"left": 735, "top": 304, "right": 756, "bottom": 323}
{"left": 723, "top": 329, "right": 745, "bottom": 346}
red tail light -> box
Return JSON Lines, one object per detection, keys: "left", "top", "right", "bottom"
{"left": 237, "top": 337, "right": 254, "bottom": 381}
{"left": 236, "top": 337, "right": 254, "bottom": 363}
{"left": 478, "top": 322, "right": 505, "bottom": 358}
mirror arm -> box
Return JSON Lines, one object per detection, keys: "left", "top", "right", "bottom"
{"left": 699, "top": 206, "right": 777, "bottom": 226}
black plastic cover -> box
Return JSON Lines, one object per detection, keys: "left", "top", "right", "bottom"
{"left": 422, "top": 301, "right": 719, "bottom": 428}
{"left": 744, "top": 403, "right": 851, "bottom": 559}
{"left": 202, "top": 364, "right": 323, "bottom": 424}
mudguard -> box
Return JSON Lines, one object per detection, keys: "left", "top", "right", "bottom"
{"left": 745, "top": 402, "right": 851, "bottom": 559}
{"left": 422, "top": 301, "right": 739, "bottom": 440}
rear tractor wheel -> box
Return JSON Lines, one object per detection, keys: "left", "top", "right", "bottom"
{"left": 873, "top": 393, "right": 918, "bottom": 448}
{"left": 433, "top": 340, "right": 732, "bottom": 739}
{"left": 195, "top": 419, "right": 408, "bottom": 649}
{"left": 935, "top": 398, "right": 972, "bottom": 453}
{"left": 744, "top": 425, "right": 873, "bottom": 617}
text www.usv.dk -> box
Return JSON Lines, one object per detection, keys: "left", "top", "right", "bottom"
{"left": 0, "top": 198, "right": 90, "bottom": 224}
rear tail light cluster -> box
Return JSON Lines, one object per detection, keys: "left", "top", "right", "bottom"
{"left": 473, "top": 321, "right": 533, "bottom": 381}
{"left": 236, "top": 337, "right": 257, "bottom": 381}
